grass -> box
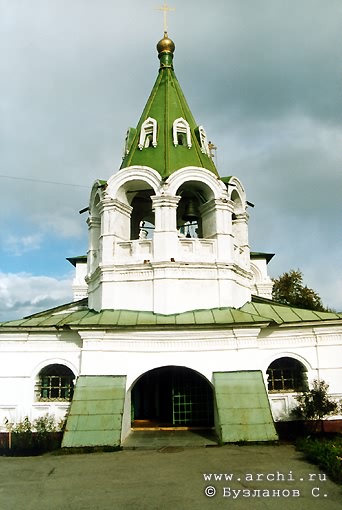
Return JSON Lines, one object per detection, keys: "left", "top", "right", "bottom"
{"left": 297, "top": 435, "right": 342, "bottom": 484}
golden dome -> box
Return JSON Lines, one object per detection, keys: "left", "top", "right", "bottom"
{"left": 157, "top": 33, "right": 175, "bottom": 55}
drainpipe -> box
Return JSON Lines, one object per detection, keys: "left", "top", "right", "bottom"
{"left": 313, "top": 327, "right": 320, "bottom": 381}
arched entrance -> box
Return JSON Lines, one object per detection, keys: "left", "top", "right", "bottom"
{"left": 131, "top": 366, "right": 214, "bottom": 428}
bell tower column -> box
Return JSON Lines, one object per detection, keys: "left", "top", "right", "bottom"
{"left": 151, "top": 195, "right": 180, "bottom": 261}
{"left": 200, "top": 198, "right": 235, "bottom": 263}
{"left": 87, "top": 215, "right": 101, "bottom": 275}
{"left": 233, "top": 212, "right": 250, "bottom": 269}
{"left": 101, "top": 198, "right": 132, "bottom": 266}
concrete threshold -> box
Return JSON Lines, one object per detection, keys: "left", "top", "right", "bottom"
{"left": 122, "top": 428, "right": 219, "bottom": 450}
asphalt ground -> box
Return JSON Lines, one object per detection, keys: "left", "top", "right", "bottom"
{"left": 0, "top": 444, "right": 341, "bottom": 510}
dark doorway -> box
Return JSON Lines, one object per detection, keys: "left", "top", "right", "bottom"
{"left": 131, "top": 366, "right": 214, "bottom": 428}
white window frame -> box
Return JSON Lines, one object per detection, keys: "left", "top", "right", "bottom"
{"left": 197, "top": 125, "right": 210, "bottom": 155}
{"left": 173, "top": 117, "right": 191, "bottom": 148}
{"left": 138, "top": 117, "right": 158, "bottom": 150}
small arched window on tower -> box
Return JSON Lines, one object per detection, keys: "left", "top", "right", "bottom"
{"left": 173, "top": 117, "right": 191, "bottom": 148}
{"left": 123, "top": 127, "right": 136, "bottom": 156}
{"left": 195, "top": 125, "right": 210, "bottom": 155}
{"left": 138, "top": 117, "right": 158, "bottom": 150}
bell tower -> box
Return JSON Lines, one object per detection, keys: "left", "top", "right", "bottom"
{"left": 86, "top": 33, "right": 252, "bottom": 314}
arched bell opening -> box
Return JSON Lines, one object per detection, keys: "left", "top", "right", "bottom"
{"left": 231, "top": 188, "right": 248, "bottom": 249}
{"left": 115, "top": 179, "right": 155, "bottom": 240}
{"left": 176, "top": 181, "right": 213, "bottom": 239}
{"left": 131, "top": 365, "right": 214, "bottom": 429}
{"left": 130, "top": 189, "right": 155, "bottom": 240}
{"left": 231, "top": 189, "right": 244, "bottom": 215}
{"left": 177, "top": 192, "right": 202, "bottom": 238}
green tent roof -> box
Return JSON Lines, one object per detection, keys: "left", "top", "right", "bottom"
{"left": 120, "top": 34, "right": 219, "bottom": 179}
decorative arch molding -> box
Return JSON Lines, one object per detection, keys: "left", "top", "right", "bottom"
{"left": 250, "top": 262, "right": 263, "bottom": 284}
{"left": 264, "top": 352, "right": 312, "bottom": 374}
{"left": 228, "top": 176, "right": 247, "bottom": 214}
{"left": 89, "top": 181, "right": 106, "bottom": 216}
{"left": 166, "top": 166, "right": 227, "bottom": 200}
{"left": 228, "top": 176, "right": 246, "bottom": 198}
{"left": 31, "top": 359, "right": 79, "bottom": 380}
{"left": 106, "top": 166, "right": 163, "bottom": 204}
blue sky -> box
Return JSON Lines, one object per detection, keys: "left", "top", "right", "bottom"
{"left": 1, "top": 0, "right": 340, "bottom": 319}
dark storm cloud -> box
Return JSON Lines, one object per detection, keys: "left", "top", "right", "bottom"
{"left": 177, "top": 1, "right": 338, "bottom": 128}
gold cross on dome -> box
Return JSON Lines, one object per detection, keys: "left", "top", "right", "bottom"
{"left": 155, "top": 1, "right": 175, "bottom": 36}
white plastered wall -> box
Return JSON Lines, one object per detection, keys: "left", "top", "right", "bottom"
{"left": 1, "top": 323, "right": 342, "bottom": 431}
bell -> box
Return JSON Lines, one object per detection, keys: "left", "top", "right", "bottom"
{"left": 182, "top": 198, "right": 199, "bottom": 222}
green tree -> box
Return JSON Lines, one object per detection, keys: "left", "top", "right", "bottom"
{"left": 272, "top": 269, "right": 327, "bottom": 311}
{"left": 292, "top": 379, "right": 341, "bottom": 421}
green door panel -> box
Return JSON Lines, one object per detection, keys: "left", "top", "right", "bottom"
{"left": 62, "top": 375, "right": 126, "bottom": 448}
{"left": 213, "top": 371, "right": 278, "bottom": 443}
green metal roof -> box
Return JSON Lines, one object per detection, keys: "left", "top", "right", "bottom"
{"left": 66, "top": 255, "right": 87, "bottom": 267}
{"left": 241, "top": 298, "right": 342, "bottom": 325}
{"left": 1, "top": 296, "right": 341, "bottom": 331}
{"left": 120, "top": 35, "right": 219, "bottom": 179}
{"left": 0, "top": 303, "right": 271, "bottom": 330}
{"left": 250, "top": 252, "right": 275, "bottom": 263}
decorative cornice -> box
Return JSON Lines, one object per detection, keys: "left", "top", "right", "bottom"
{"left": 101, "top": 198, "right": 133, "bottom": 217}
{"left": 200, "top": 198, "right": 234, "bottom": 216}
{"left": 86, "top": 260, "right": 254, "bottom": 287}
{"left": 78, "top": 327, "right": 261, "bottom": 352}
{"left": 151, "top": 194, "right": 181, "bottom": 208}
{"left": 86, "top": 216, "right": 101, "bottom": 228}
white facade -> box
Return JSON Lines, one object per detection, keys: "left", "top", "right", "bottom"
{"left": 1, "top": 319, "right": 342, "bottom": 438}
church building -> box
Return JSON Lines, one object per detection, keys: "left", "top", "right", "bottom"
{"left": 1, "top": 31, "right": 341, "bottom": 447}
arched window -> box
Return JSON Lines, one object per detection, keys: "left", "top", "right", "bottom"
{"left": 196, "top": 125, "right": 210, "bottom": 155}
{"left": 123, "top": 127, "right": 136, "bottom": 156}
{"left": 138, "top": 117, "right": 157, "bottom": 150}
{"left": 38, "top": 364, "right": 75, "bottom": 401}
{"left": 173, "top": 117, "right": 191, "bottom": 148}
{"left": 267, "top": 357, "right": 308, "bottom": 393}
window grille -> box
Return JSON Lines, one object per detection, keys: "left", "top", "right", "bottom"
{"left": 38, "top": 364, "right": 75, "bottom": 401}
{"left": 267, "top": 357, "right": 307, "bottom": 392}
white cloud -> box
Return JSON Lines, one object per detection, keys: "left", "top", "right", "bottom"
{"left": 33, "top": 206, "right": 85, "bottom": 239}
{"left": 0, "top": 272, "right": 73, "bottom": 321}
{"left": 4, "top": 234, "right": 42, "bottom": 256}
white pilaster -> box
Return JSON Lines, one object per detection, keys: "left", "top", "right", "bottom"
{"left": 151, "top": 195, "right": 180, "bottom": 261}
{"left": 87, "top": 215, "right": 101, "bottom": 275}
